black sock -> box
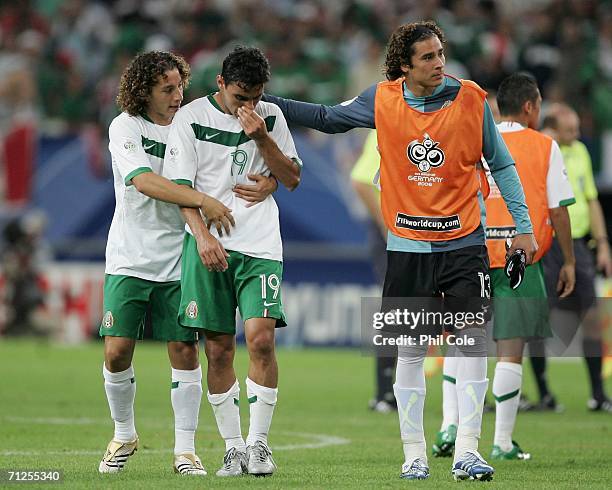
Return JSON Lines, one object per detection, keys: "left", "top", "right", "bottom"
{"left": 583, "top": 338, "right": 605, "bottom": 401}
{"left": 376, "top": 355, "right": 396, "bottom": 402}
{"left": 528, "top": 340, "right": 550, "bottom": 400}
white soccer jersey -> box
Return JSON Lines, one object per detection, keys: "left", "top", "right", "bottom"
{"left": 163, "top": 95, "right": 301, "bottom": 261}
{"left": 496, "top": 122, "right": 574, "bottom": 207}
{"left": 105, "top": 112, "right": 184, "bottom": 281}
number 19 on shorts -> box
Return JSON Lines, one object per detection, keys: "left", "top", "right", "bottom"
{"left": 260, "top": 273, "right": 280, "bottom": 302}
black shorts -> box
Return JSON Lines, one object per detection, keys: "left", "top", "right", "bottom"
{"left": 383, "top": 245, "right": 491, "bottom": 298}
{"left": 367, "top": 220, "right": 387, "bottom": 285}
{"left": 381, "top": 245, "right": 491, "bottom": 336}
{"left": 542, "top": 237, "right": 596, "bottom": 312}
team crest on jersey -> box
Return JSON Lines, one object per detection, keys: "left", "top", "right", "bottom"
{"left": 407, "top": 133, "right": 445, "bottom": 172}
{"left": 123, "top": 139, "right": 137, "bottom": 154}
{"left": 186, "top": 300, "right": 198, "bottom": 319}
{"left": 169, "top": 147, "right": 179, "bottom": 157}
{"left": 102, "top": 311, "right": 114, "bottom": 328}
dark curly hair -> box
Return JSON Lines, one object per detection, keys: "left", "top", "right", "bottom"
{"left": 384, "top": 21, "right": 446, "bottom": 81}
{"left": 221, "top": 45, "right": 270, "bottom": 89}
{"left": 116, "top": 51, "right": 191, "bottom": 116}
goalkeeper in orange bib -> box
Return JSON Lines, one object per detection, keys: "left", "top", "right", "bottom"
{"left": 263, "top": 21, "right": 537, "bottom": 481}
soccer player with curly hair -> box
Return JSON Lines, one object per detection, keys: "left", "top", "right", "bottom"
{"left": 99, "top": 50, "right": 276, "bottom": 476}
{"left": 264, "top": 20, "right": 539, "bottom": 481}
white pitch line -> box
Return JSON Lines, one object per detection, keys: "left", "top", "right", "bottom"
{"left": 5, "top": 416, "right": 101, "bottom": 426}
{"left": 4, "top": 416, "right": 170, "bottom": 427}
{"left": 274, "top": 431, "right": 350, "bottom": 450}
{"left": 1, "top": 417, "right": 350, "bottom": 455}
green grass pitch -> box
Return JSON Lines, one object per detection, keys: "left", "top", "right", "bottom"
{"left": 1, "top": 339, "right": 610, "bottom": 488}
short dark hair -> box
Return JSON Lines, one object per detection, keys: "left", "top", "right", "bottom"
{"left": 496, "top": 72, "right": 540, "bottom": 117}
{"left": 221, "top": 46, "right": 271, "bottom": 89}
{"left": 384, "top": 21, "right": 445, "bottom": 81}
{"left": 541, "top": 113, "right": 558, "bottom": 130}
{"left": 117, "top": 51, "right": 190, "bottom": 116}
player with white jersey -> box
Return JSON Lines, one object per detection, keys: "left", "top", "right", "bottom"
{"left": 99, "top": 50, "right": 276, "bottom": 476}
{"left": 434, "top": 73, "right": 575, "bottom": 462}
{"left": 163, "top": 46, "right": 302, "bottom": 477}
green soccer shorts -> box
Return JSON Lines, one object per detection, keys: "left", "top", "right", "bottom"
{"left": 100, "top": 274, "right": 198, "bottom": 342}
{"left": 491, "top": 261, "right": 552, "bottom": 341}
{"left": 179, "top": 233, "right": 286, "bottom": 334}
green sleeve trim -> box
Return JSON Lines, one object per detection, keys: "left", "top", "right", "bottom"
{"left": 171, "top": 381, "right": 179, "bottom": 389}
{"left": 291, "top": 157, "right": 303, "bottom": 168}
{"left": 124, "top": 167, "right": 152, "bottom": 186}
{"left": 494, "top": 389, "right": 520, "bottom": 403}
{"left": 442, "top": 374, "right": 456, "bottom": 385}
{"left": 172, "top": 179, "right": 193, "bottom": 187}
{"left": 559, "top": 198, "right": 576, "bottom": 207}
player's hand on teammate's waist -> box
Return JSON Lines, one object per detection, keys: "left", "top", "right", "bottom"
{"left": 233, "top": 174, "right": 277, "bottom": 207}
{"left": 196, "top": 234, "right": 229, "bottom": 272}
{"left": 200, "top": 195, "right": 235, "bottom": 236}
{"left": 507, "top": 233, "right": 538, "bottom": 265}
{"left": 237, "top": 106, "right": 268, "bottom": 141}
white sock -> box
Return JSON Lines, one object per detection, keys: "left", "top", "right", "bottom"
{"left": 208, "top": 379, "right": 245, "bottom": 452}
{"left": 103, "top": 363, "right": 136, "bottom": 443}
{"left": 394, "top": 384, "right": 427, "bottom": 465}
{"left": 441, "top": 355, "right": 458, "bottom": 431}
{"left": 171, "top": 366, "right": 202, "bottom": 456}
{"left": 455, "top": 378, "right": 488, "bottom": 462}
{"left": 245, "top": 378, "right": 277, "bottom": 447}
{"left": 395, "top": 347, "right": 427, "bottom": 389}
{"left": 493, "top": 362, "right": 522, "bottom": 452}
{"left": 395, "top": 350, "right": 427, "bottom": 464}
{"left": 456, "top": 355, "right": 487, "bottom": 382}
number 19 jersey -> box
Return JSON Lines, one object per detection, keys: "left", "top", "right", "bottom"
{"left": 163, "top": 95, "right": 301, "bottom": 261}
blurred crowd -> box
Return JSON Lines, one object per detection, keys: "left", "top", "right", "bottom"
{"left": 0, "top": 0, "right": 610, "bottom": 166}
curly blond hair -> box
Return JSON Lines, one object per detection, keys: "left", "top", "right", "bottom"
{"left": 384, "top": 21, "right": 445, "bottom": 81}
{"left": 117, "top": 51, "right": 191, "bottom": 116}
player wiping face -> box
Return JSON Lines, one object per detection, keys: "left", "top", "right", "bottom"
{"left": 214, "top": 75, "right": 290, "bottom": 208}
{"left": 215, "top": 75, "right": 269, "bottom": 141}
{"left": 215, "top": 74, "right": 264, "bottom": 116}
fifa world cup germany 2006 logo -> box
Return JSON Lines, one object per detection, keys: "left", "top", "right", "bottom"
{"left": 407, "top": 133, "right": 445, "bottom": 172}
